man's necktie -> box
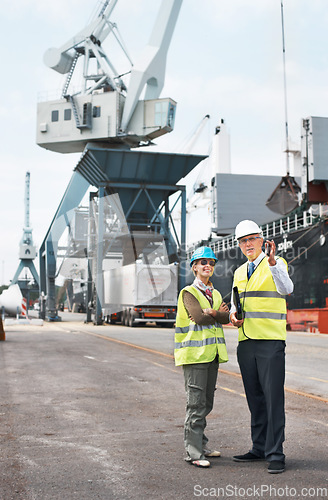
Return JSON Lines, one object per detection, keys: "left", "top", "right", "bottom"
{"left": 248, "top": 261, "right": 255, "bottom": 279}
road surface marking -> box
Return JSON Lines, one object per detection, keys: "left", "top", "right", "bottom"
{"left": 81, "top": 330, "right": 174, "bottom": 359}
{"left": 308, "top": 418, "right": 328, "bottom": 428}
{"left": 62, "top": 327, "right": 328, "bottom": 404}
{"left": 286, "top": 370, "right": 328, "bottom": 384}
{"left": 218, "top": 386, "right": 236, "bottom": 394}
{"left": 309, "top": 376, "right": 328, "bottom": 383}
{"left": 148, "top": 359, "right": 179, "bottom": 374}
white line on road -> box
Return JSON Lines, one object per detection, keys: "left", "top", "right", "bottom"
{"left": 286, "top": 371, "right": 328, "bottom": 384}
{"left": 308, "top": 418, "right": 328, "bottom": 428}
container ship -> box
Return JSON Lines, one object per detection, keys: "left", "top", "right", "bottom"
{"left": 185, "top": 116, "right": 328, "bottom": 332}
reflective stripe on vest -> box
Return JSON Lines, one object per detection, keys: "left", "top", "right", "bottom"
{"left": 239, "top": 291, "right": 283, "bottom": 299}
{"left": 174, "top": 285, "right": 229, "bottom": 366}
{"left": 244, "top": 311, "right": 287, "bottom": 320}
{"left": 175, "top": 323, "right": 223, "bottom": 334}
{"left": 175, "top": 336, "right": 226, "bottom": 350}
{"left": 233, "top": 256, "right": 287, "bottom": 342}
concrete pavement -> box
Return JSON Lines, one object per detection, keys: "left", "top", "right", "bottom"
{"left": 56, "top": 314, "right": 328, "bottom": 399}
{"left": 0, "top": 320, "right": 327, "bottom": 499}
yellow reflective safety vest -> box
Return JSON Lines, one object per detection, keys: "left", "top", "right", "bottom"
{"left": 174, "top": 285, "right": 229, "bottom": 366}
{"left": 233, "top": 256, "right": 288, "bottom": 342}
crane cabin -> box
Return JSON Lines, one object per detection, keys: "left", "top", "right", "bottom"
{"left": 37, "top": 92, "right": 176, "bottom": 154}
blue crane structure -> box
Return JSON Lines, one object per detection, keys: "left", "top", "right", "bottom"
{"left": 37, "top": 0, "right": 206, "bottom": 322}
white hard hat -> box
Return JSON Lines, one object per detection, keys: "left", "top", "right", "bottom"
{"left": 235, "top": 220, "right": 262, "bottom": 240}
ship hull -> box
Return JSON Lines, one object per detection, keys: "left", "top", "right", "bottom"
{"left": 209, "top": 219, "right": 328, "bottom": 311}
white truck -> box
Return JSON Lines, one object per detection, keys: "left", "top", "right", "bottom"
{"left": 102, "top": 262, "right": 178, "bottom": 327}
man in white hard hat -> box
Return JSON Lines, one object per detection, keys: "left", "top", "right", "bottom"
{"left": 230, "top": 220, "right": 293, "bottom": 474}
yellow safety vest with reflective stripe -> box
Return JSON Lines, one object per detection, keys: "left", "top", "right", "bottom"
{"left": 233, "top": 256, "right": 288, "bottom": 342}
{"left": 174, "top": 285, "right": 229, "bottom": 366}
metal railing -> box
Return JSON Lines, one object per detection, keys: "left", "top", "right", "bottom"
{"left": 187, "top": 204, "right": 328, "bottom": 258}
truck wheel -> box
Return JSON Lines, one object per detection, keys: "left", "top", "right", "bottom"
{"left": 122, "top": 309, "right": 127, "bottom": 326}
{"left": 129, "top": 310, "right": 136, "bottom": 328}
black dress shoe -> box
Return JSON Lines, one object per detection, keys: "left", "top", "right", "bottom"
{"left": 233, "top": 452, "right": 265, "bottom": 462}
{"left": 268, "top": 460, "right": 285, "bottom": 474}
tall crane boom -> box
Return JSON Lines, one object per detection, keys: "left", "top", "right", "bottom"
{"left": 120, "top": 0, "right": 183, "bottom": 131}
{"left": 24, "top": 171, "right": 30, "bottom": 230}
{"left": 44, "top": 0, "right": 120, "bottom": 75}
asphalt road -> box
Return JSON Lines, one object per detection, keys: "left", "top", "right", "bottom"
{"left": 0, "top": 319, "right": 327, "bottom": 499}
{"left": 56, "top": 312, "right": 328, "bottom": 399}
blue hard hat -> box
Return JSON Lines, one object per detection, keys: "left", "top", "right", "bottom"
{"left": 190, "top": 246, "right": 217, "bottom": 267}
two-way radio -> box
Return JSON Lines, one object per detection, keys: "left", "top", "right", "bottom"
{"left": 233, "top": 286, "right": 243, "bottom": 320}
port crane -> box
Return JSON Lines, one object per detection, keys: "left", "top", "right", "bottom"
{"left": 37, "top": 0, "right": 182, "bottom": 153}
{"left": 12, "top": 172, "right": 39, "bottom": 287}
{"left": 38, "top": 0, "right": 207, "bottom": 321}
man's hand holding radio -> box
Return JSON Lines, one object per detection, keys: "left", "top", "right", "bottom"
{"left": 230, "top": 311, "right": 244, "bottom": 328}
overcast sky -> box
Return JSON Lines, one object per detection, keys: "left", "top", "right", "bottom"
{"left": 1, "top": 0, "right": 327, "bottom": 285}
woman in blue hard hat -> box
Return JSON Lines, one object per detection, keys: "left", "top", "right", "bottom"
{"left": 174, "top": 246, "right": 230, "bottom": 468}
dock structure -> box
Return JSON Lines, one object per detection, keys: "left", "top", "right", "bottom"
{"left": 39, "top": 148, "right": 206, "bottom": 322}
{"left": 0, "top": 318, "right": 327, "bottom": 499}
{"left": 37, "top": 0, "right": 200, "bottom": 323}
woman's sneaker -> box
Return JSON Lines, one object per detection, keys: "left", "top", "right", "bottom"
{"left": 204, "top": 448, "right": 221, "bottom": 457}
{"left": 191, "top": 459, "right": 211, "bottom": 468}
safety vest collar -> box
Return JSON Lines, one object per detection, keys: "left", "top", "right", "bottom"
{"left": 185, "top": 284, "right": 221, "bottom": 309}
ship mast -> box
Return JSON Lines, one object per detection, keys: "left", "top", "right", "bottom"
{"left": 265, "top": 0, "right": 301, "bottom": 215}
{"left": 281, "top": 0, "right": 290, "bottom": 175}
